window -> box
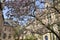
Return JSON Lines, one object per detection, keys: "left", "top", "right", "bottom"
{"left": 3, "top": 33, "right": 7, "bottom": 39}
{"left": 8, "top": 34, "right": 11, "bottom": 39}
{"left": 4, "top": 21, "right": 9, "bottom": 25}
{"left": 45, "top": 36, "right": 48, "bottom": 40}
{"left": 4, "top": 27, "right": 6, "bottom": 31}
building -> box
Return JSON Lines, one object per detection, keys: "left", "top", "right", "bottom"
{"left": 0, "top": 0, "right": 60, "bottom": 40}
{"left": 0, "top": 7, "right": 15, "bottom": 40}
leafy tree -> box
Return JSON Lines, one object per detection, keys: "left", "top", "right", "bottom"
{"left": 1, "top": 0, "right": 60, "bottom": 40}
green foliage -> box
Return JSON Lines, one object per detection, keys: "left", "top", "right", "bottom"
{"left": 14, "top": 26, "right": 21, "bottom": 38}
{"left": 24, "top": 34, "right": 36, "bottom": 40}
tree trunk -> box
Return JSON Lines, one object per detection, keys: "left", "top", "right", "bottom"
{"left": 46, "top": 26, "right": 60, "bottom": 40}
{"left": 18, "top": 35, "right": 20, "bottom": 40}
{"left": 34, "top": 16, "right": 60, "bottom": 40}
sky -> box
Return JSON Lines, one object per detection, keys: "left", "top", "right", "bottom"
{"left": 2, "top": 6, "right": 9, "bottom": 19}
{"left": 35, "top": 0, "right": 45, "bottom": 8}
{"left": 2, "top": 0, "right": 45, "bottom": 26}
{"left": 3, "top": 0, "right": 45, "bottom": 18}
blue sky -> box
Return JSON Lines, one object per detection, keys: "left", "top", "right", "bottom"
{"left": 35, "top": 0, "right": 44, "bottom": 8}
{"left": 2, "top": 0, "right": 45, "bottom": 26}
{"left": 2, "top": 6, "right": 9, "bottom": 19}
{"left": 3, "top": 0, "right": 45, "bottom": 19}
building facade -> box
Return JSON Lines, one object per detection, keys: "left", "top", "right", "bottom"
{"left": 0, "top": 0, "right": 60, "bottom": 40}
